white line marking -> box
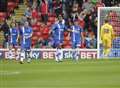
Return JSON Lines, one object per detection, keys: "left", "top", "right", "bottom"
{"left": 0, "top": 71, "right": 21, "bottom": 76}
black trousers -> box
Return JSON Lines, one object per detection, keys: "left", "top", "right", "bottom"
{"left": 41, "top": 14, "right": 48, "bottom": 25}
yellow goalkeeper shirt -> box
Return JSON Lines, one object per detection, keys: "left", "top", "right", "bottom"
{"left": 101, "top": 23, "right": 114, "bottom": 40}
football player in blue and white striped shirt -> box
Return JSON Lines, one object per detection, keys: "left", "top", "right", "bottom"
{"left": 9, "top": 22, "right": 19, "bottom": 60}
{"left": 68, "top": 19, "right": 84, "bottom": 61}
{"left": 19, "top": 21, "right": 33, "bottom": 64}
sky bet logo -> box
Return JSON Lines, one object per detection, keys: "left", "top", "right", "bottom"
{"left": 5, "top": 51, "right": 40, "bottom": 59}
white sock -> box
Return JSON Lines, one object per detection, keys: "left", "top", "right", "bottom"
{"left": 9, "top": 49, "right": 13, "bottom": 60}
{"left": 20, "top": 51, "right": 25, "bottom": 62}
{"left": 59, "top": 50, "right": 63, "bottom": 61}
{"left": 27, "top": 58, "right": 31, "bottom": 63}
{"left": 75, "top": 50, "right": 79, "bottom": 61}
{"left": 55, "top": 50, "right": 59, "bottom": 62}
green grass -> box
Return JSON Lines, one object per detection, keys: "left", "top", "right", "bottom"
{"left": 0, "top": 59, "right": 120, "bottom": 88}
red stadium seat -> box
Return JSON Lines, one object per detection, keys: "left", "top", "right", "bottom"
{"left": 0, "top": 12, "right": 6, "bottom": 21}
{"left": 47, "top": 22, "right": 52, "bottom": 27}
{"left": 36, "top": 32, "right": 41, "bottom": 37}
{"left": 48, "top": 13, "right": 56, "bottom": 17}
{"left": 32, "top": 36, "right": 38, "bottom": 41}
{"left": 7, "top": 2, "right": 16, "bottom": 12}
{"left": 48, "top": 17, "right": 55, "bottom": 23}
{"left": 32, "top": 26, "right": 39, "bottom": 32}
{"left": 36, "top": 22, "right": 41, "bottom": 28}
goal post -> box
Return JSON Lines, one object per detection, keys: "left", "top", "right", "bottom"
{"left": 98, "top": 7, "right": 120, "bottom": 58}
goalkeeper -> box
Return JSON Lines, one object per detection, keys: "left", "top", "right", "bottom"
{"left": 100, "top": 18, "right": 114, "bottom": 57}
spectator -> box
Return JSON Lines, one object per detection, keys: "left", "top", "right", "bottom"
{"left": 85, "top": 32, "right": 97, "bottom": 49}
{"left": 85, "top": 32, "right": 91, "bottom": 48}
{"left": 40, "top": 23, "right": 50, "bottom": 47}
{"left": 40, "top": 0, "right": 48, "bottom": 25}
{"left": 90, "top": 34, "right": 97, "bottom": 48}
{"left": 64, "top": 0, "right": 73, "bottom": 18}
{"left": 20, "top": 15, "right": 28, "bottom": 25}
{"left": 24, "top": 7, "right": 32, "bottom": 19}
{"left": 0, "top": 19, "right": 10, "bottom": 48}
{"left": 32, "top": 8, "right": 38, "bottom": 19}
{"left": 71, "top": 3, "right": 79, "bottom": 20}
{"left": 53, "top": 0, "right": 62, "bottom": 17}
{"left": 82, "top": 0, "right": 94, "bottom": 12}
{"left": 48, "top": 0, "right": 53, "bottom": 13}
{"left": 96, "top": 0, "right": 105, "bottom": 9}
{"left": 32, "top": 0, "right": 37, "bottom": 9}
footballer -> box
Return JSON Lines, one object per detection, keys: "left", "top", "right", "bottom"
{"left": 9, "top": 22, "right": 19, "bottom": 60}
{"left": 19, "top": 21, "right": 33, "bottom": 64}
{"left": 100, "top": 18, "right": 114, "bottom": 57}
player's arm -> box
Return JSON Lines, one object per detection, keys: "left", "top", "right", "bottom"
{"left": 80, "top": 28, "right": 84, "bottom": 44}
{"left": 26, "top": 28, "right": 33, "bottom": 39}
{"left": 67, "top": 26, "right": 73, "bottom": 33}
{"left": 100, "top": 26, "right": 104, "bottom": 41}
{"left": 29, "top": 29, "right": 33, "bottom": 38}
{"left": 50, "top": 24, "right": 57, "bottom": 36}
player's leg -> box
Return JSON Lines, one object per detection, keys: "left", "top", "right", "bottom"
{"left": 72, "top": 42, "right": 76, "bottom": 60}
{"left": 20, "top": 45, "right": 25, "bottom": 64}
{"left": 106, "top": 39, "right": 112, "bottom": 57}
{"left": 20, "top": 50, "right": 25, "bottom": 63}
{"left": 54, "top": 41, "right": 60, "bottom": 62}
{"left": 72, "top": 41, "right": 79, "bottom": 61}
{"left": 59, "top": 41, "right": 63, "bottom": 62}
{"left": 55, "top": 48, "right": 60, "bottom": 62}
{"left": 55, "top": 41, "right": 63, "bottom": 62}
{"left": 102, "top": 39, "right": 107, "bottom": 57}
{"left": 13, "top": 43, "right": 18, "bottom": 60}
{"left": 8, "top": 44, "right": 13, "bottom": 60}
{"left": 26, "top": 47, "right": 31, "bottom": 63}
{"left": 59, "top": 49, "right": 63, "bottom": 62}
{"left": 74, "top": 42, "right": 80, "bottom": 61}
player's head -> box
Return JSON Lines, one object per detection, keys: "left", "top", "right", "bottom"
{"left": 104, "top": 18, "right": 109, "bottom": 23}
{"left": 74, "top": 19, "right": 79, "bottom": 26}
{"left": 58, "top": 14, "right": 63, "bottom": 23}
{"left": 24, "top": 21, "right": 29, "bottom": 28}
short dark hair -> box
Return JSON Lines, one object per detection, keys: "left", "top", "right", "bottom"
{"left": 104, "top": 18, "right": 109, "bottom": 23}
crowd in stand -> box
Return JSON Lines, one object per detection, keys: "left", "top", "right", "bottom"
{"left": 0, "top": 0, "right": 120, "bottom": 49}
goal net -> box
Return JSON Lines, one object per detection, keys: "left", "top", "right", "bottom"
{"left": 98, "top": 7, "right": 120, "bottom": 58}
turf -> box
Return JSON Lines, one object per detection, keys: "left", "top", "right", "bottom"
{"left": 0, "top": 59, "right": 120, "bottom": 88}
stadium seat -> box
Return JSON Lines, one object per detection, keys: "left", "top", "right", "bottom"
{"left": 7, "top": 2, "right": 16, "bottom": 12}
{"left": 79, "top": 19, "right": 85, "bottom": 29}
{"left": 48, "top": 13, "right": 56, "bottom": 17}
{"left": 47, "top": 22, "right": 52, "bottom": 27}
{"left": 32, "top": 36, "right": 38, "bottom": 41}
{"left": 0, "top": 12, "right": 6, "bottom": 21}
{"left": 32, "top": 26, "right": 39, "bottom": 32}
{"left": 36, "top": 32, "right": 41, "bottom": 37}
{"left": 36, "top": 22, "right": 41, "bottom": 28}
{"left": 48, "top": 17, "right": 55, "bottom": 23}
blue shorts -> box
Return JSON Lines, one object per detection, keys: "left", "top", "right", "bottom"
{"left": 72, "top": 41, "right": 81, "bottom": 48}
{"left": 21, "top": 43, "right": 31, "bottom": 51}
{"left": 10, "top": 42, "right": 18, "bottom": 48}
{"left": 53, "top": 39, "right": 63, "bottom": 48}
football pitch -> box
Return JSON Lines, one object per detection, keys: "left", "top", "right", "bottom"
{"left": 0, "top": 59, "right": 120, "bottom": 88}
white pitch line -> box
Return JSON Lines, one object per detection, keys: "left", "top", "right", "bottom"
{"left": 0, "top": 71, "right": 21, "bottom": 76}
